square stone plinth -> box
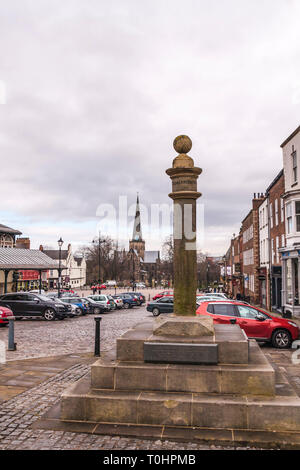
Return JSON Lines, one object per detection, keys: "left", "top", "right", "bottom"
{"left": 117, "top": 323, "right": 249, "bottom": 365}
{"left": 153, "top": 315, "right": 214, "bottom": 337}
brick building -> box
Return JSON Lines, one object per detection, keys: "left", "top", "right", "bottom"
{"left": 240, "top": 194, "right": 264, "bottom": 304}
{"left": 227, "top": 233, "right": 243, "bottom": 298}
{"left": 267, "top": 170, "right": 285, "bottom": 312}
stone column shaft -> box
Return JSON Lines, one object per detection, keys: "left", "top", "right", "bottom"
{"left": 166, "top": 136, "right": 202, "bottom": 316}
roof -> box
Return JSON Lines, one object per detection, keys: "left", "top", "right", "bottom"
{"left": 0, "top": 224, "right": 22, "bottom": 235}
{"left": 0, "top": 248, "right": 65, "bottom": 270}
{"left": 280, "top": 125, "right": 300, "bottom": 148}
{"left": 265, "top": 169, "right": 284, "bottom": 195}
{"left": 74, "top": 257, "right": 83, "bottom": 266}
{"left": 143, "top": 251, "right": 160, "bottom": 263}
{"left": 42, "top": 249, "right": 69, "bottom": 260}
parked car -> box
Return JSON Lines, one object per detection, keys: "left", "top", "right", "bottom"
{"left": 147, "top": 296, "right": 174, "bottom": 316}
{"left": 87, "top": 295, "right": 115, "bottom": 311}
{"left": 196, "top": 300, "right": 300, "bottom": 348}
{"left": 135, "top": 282, "right": 146, "bottom": 289}
{"left": 197, "top": 292, "right": 227, "bottom": 299}
{"left": 111, "top": 296, "right": 124, "bottom": 309}
{"left": 196, "top": 295, "right": 226, "bottom": 307}
{"left": 0, "top": 293, "right": 70, "bottom": 321}
{"left": 118, "top": 293, "right": 139, "bottom": 309}
{"left": 0, "top": 306, "right": 15, "bottom": 326}
{"left": 127, "top": 292, "right": 145, "bottom": 306}
{"left": 134, "top": 292, "right": 146, "bottom": 304}
{"left": 47, "top": 294, "right": 80, "bottom": 317}
{"left": 61, "top": 297, "right": 89, "bottom": 315}
{"left": 81, "top": 297, "right": 108, "bottom": 314}
{"left": 152, "top": 291, "right": 173, "bottom": 301}
{"left": 29, "top": 289, "right": 47, "bottom": 295}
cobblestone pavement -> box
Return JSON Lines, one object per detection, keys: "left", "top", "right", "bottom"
{"left": 0, "top": 298, "right": 298, "bottom": 450}
{"left": 0, "top": 305, "right": 152, "bottom": 361}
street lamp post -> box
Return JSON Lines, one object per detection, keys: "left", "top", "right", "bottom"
{"left": 223, "top": 256, "right": 227, "bottom": 294}
{"left": 93, "top": 233, "right": 105, "bottom": 294}
{"left": 206, "top": 262, "right": 210, "bottom": 291}
{"left": 57, "top": 237, "right": 64, "bottom": 298}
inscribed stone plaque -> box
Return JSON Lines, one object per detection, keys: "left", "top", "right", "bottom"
{"left": 144, "top": 342, "right": 218, "bottom": 365}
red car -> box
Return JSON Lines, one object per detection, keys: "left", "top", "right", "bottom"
{"left": 153, "top": 290, "right": 173, "bottom": 301}
{"left": 0, "top": 306, "right": 15, "bottom": 327}
{"left": 196, "top": 300, "right": 300, "bottom": 349}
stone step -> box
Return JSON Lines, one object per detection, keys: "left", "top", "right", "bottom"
{"left": 61, "top": 376, "right": 300, "bottom": 432}
{"left": 91, "top": 341, "right": 275, "bottom": 396}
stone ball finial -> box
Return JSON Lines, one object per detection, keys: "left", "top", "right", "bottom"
{"left": 173, "top": 135, "right": 192, "bottom": 154}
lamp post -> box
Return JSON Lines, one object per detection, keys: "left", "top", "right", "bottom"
{"left": 93, "top": 233, "right": 105, "bottom": 294}
{"left": 129, "top": 248, "right": 135, "bottom": 291}
{"left": 206, "top": 262, "right": 210, "bottom": 292}
{"left": 58, "top": 237, "right": 64, "bottom": 298}
{"left": 223, "top": 255, "right": 227, "bottom": 294}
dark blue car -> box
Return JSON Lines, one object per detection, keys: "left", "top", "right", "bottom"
{"left": 118, "top": 293, "right": 139, "bottom": 309}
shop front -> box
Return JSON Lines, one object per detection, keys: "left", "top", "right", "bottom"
{"left": 281, "top": 247, "right": 300, "bottom": 318}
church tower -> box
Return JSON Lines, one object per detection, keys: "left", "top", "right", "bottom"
{"left": 129, "top": 194, "right": 145, "bottom": 260}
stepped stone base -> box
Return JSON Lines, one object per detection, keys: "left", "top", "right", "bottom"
{"left": 52, "top": 319, "right": 300, "bottom": 448}
{"left": 90, "top": 341, "right": 274, "bottom": 395}
{"left": 60, "top": 368, "right": 300, "bottom": 433}
{"left": 117, "top": 321, "right": 250, "bottom": 364}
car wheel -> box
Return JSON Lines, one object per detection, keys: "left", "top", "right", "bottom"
{"left": 94, "top": 307, "right": 101, "bottom": 314}
{"left": 152, "top": 307, "right": 160, "bottom": 317}
{"left": 271, "top": 329, "right": 292, "bottom": 349}
{"left": 124, "top": 303, "right": 129, "bottom": 309}
{"left": 75, "top": 308, "right": 81, "bottom": 315}
{"left": 43, "top": 308, "right": 56, "bottom": 321}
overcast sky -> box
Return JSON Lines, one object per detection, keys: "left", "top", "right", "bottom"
{"left": 1, "top": 0, "right": 300, "bottom": 255}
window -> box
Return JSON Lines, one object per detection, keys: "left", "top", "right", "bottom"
{"left": 271, "top": 239, "right": 275, "bottom": 264}
{"left": 270, "top": 203, "right": 273, "bottom": 228}
{"left": 243, "top": 225, "right": 253, "bottom": 244}
{"left": 243, "top": 248, "right": 254, "bottom": 266}
{"left": 282, "top": 234, "right": 285, "bottom": 247}
{"left": 286, "top": 202, "right": 293, "bottom": 233}
{"left": 275, "top": 199, "right": 279, "bottom": 226}
{"left": 296, "top": 201, "right": 300, "bottom": 232}
{"left": 212, "top": 304, "right": 237, "bottom": 316}
{"left": 237, "top": 306, "right": 259, "bottom": 319}
{"left": 292, "top": 146, "right": 297, "bottom": 183}
{"left": 281, "top": 198, "right": 284, "bottom": 223}
{"left": 276, "top": 236, "right": 279, "bottom": 263}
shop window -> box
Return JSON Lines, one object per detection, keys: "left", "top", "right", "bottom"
{"left": 286, "top": 258, "right": 293, "bottom": 305}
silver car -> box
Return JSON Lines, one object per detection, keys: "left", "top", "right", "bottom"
{"left": 87, "top": 295, "right": 114, "bottom": 311}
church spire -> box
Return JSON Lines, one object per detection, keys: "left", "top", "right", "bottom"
{"left": 132, "top": 193, "right": 143, "bottom": 241}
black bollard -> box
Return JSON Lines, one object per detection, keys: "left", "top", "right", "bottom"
{"left": 94, "top": 317, "right": 102, "bottom": 357}
{"left": 8, "top": 319, "right": 17, "bottom": 351}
